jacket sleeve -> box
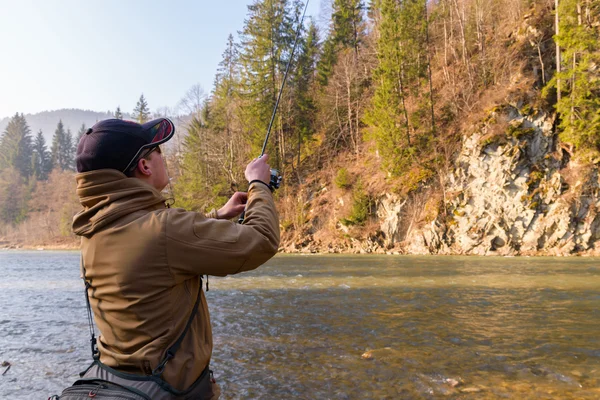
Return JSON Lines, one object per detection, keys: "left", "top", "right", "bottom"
{"left": 165, "top": 182, "right": 280, "bottom": 281}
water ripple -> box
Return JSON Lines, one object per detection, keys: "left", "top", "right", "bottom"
{"left": 1, "top": 252, "right": 599, "bottom": 399}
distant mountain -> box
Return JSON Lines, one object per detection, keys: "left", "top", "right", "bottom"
{"left": 0, "top": 109, "right": 132, "bottom": 144}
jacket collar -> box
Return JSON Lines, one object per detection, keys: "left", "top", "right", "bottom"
{"left": 72, "top": 169, "right": 166, "bottom": 236}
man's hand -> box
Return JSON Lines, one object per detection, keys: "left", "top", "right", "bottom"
{"left": 245, "top": 154, "right": 271, "bottom": 184}
{"left": 217, "top": 192, "right": 248, "bottom": 220}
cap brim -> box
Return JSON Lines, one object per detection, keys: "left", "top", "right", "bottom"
{"left": 141, "top": 118, "right": 175, "bottom": 146}
{"left": 122, "top": 118, "right": 175, "bottom": 173}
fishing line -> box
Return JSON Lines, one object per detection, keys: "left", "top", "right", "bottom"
{"left": 260, "top": 0, "right": 310, "bottom": 157}
{"left": 239, "top": 0, "right": 310, "bottom": 223}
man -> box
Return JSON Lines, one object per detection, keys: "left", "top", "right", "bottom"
{"left": 72, "top": 118, "right": 280, "bottom": 399}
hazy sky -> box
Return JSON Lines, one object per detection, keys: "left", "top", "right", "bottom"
{"left": 0, "top": 0, "right": 323, "bottom": 119}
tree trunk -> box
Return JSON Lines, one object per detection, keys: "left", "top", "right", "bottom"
{"left": 425, "top": 1, "right": 436, "bottom": 134}
{"left": 537, "top": 39, "right": 546, "bottom": 85}
{"left": 555, "top": 0, "right": 561, "bottom": 102}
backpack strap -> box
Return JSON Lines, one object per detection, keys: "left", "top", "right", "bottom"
{"left": 81, "top": 257, "right": 99, "bottom": 360}
{"left": 80, "top": 256, "right": 203, "bottom": 378}
{"left": 151, "top": 277, "right": 203, "bottom": 376}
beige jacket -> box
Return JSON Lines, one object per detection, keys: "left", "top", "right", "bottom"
{"left": 72, "top": 169, "right": 279, "bottom": 390}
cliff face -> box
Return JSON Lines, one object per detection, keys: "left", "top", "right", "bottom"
{"left": 398, "top": 105, "right": 600, "bottom": 256}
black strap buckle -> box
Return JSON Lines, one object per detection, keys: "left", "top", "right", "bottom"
{"left": 152, "top": 350, "right": 174, "bottom": 376}
{"left": 90, "top": 336, "right": 100, "bottom": 360}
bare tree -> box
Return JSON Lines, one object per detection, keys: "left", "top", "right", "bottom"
{"left": 177, "top": 84, "right": 207, "bottom": 116}
{"left": 154, "top": 106, "right": 174, "bottom": 118}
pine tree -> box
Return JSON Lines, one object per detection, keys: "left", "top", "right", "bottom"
{"left": 75, "top": 123, "right": 87, "bottom": 149}
{"left": 51, "top": 120, "right": 73, "bottom": 171}
{"left": 317, "top": 36, "right": 337, "bottom": 87}
{"left": 174, "top": 116, "right": 211, "bottom": 211}
{"left": 316, "top": 0, "right": 366, "bottom": 86}
{"left": 546, "top": 0, "right": 600, "bottom": 154}
{"left": 212, "top": 34, "right": 240, "bottom": 127}
{"left": 364, "top": 0, "right": 408, "bottom": 175}
{"left": 211, "top": 33, "right": 242, "bottom": 180}
{"left": 0, "top": 167, "right": 29, "bottom": 224}
{"left": 291, "top": 21, "right": 319, "bottom": 163}
{"left": 364, "top": 0, "right": 432, "bottom": 176}
{"left": 0, "top": 113, "right": 33, "bottom": 178}
{"left": 65, "top": 129, "right": 75, "bottom": 171}
{"left": 331, "top": 0, "right": 364, "bottom": 52}
{"left": 115, "top": 106, "right": 123, "bottom": 120}
{"left": 32, "top": 130, "right": 51, "bottom": 180}
{"left": 239, "top": 0, "right": 295, "bottom": 166}
{"left": 133, "top": 94, "right": 151, "bottom": 123}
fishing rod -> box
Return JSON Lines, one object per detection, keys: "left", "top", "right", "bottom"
{"left": 239, "top": 0, "right": 310, "bottom": 224}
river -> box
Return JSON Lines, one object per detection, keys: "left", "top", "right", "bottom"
{"left": 0, "top": 251, "right": 599, "bottom": 399}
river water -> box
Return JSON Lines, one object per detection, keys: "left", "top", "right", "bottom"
{"left": 0, "top": 251, "right": 599, "bottom": 399}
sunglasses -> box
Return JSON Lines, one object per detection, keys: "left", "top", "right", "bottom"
{"left": 140, "top": 145, "right": 161, "bottom": 160}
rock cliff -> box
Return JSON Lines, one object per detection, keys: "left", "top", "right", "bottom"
{"left": 399, "top": 104, "right": 600, "bottom": 256}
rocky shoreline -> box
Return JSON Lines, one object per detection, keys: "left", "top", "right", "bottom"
{"left": 280, "top": 104, "right": 600, "bottom": 257}
{"left": 7, "top": 106, "right": 600, "bottom": 260}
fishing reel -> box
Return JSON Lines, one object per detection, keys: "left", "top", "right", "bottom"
{"left": 237, "top": 169, "right": 282, "bottom": 224}
{"left": 269, "top": 168, "right": 282, "bottom": 191}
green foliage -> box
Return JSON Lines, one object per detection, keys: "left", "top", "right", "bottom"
{"left": 316, "top": 36, "right": 337, "bottom": 87}
{"left": 50, "top": 120, "right": 74, "bottom": 171}
{"left": 76, "top": 123, "right": 87, "bottom": 145}
{"left": 0, "top": 113, "right": 33, "bottom": 178}
{"left": 173, "top": 114, "right": 235, "bottom": 213}
{"left": 133, "top": 94, "right": 151, "bottom": 123}
{"left": 174, "top": 34, "right": 245, "bottom": 215}
{"left": 212, "top": 34, "right": 239, "bottom": 131}
{"left": 0, "top": 168, "right": 30, "bottom": 225}
{"left": 526, "top": 169, "right": 544, "bottom": 189}
{"left": 480, "top": 133, "right": 507, "bottom": 149}
{"left": 238, "top": 0, "right": 293, "bottom": 164}
{"left": 331, "top": 0, "right": 364, "bottom": 50}
{"left": 115, "top": 106, "right": 123, "bottom": 120}
{"left": 506, "top": 121, "right": 536, "bottom": 139}
{"left": 173, "top": 116, "right": 209, "bottom": 211}
{"left": 545, "top": 0, "right": 600, "bottom": 153}
{"left": 335, "top": 167, "right": 352, "bottom": 189}
{"left": 32, "top": 130, "right": 51, "bottom": 180}
{"left": 281, "top": 219, "right": 294, "bottom": 232}
{"left": 291, "top": 21, "right": 319, "bottom": 152}
{"left": 317, "top": 0, "right": 365, "bottom": 87}
{"left": 59, "top": 205, "right": 73, "bottom": 237}
{"left": 364, "top": 0, "right": 433, "bottom": 177}
{"left": 341, "top": 180, "right": 372, "bottom": 226}
{"left": 400, "top": 165, "right": 435, "bottom": 193}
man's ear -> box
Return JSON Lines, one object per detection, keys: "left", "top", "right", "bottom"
{"left": 136, "top": 158, "right": 152, "bottom": 176}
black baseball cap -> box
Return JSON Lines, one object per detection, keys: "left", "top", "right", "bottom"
{"left": 76, "top": 118, "right": 175, "bottom": 173}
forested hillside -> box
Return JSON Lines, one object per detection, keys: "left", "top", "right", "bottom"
{"left": 0, "top": 109, "right": 117, "bottom": 145}
{"left": 0, "top": 0, "right": 598, "bottom": 254}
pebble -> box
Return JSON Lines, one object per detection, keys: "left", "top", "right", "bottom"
{"left": 460, "top": 387, "right": 482, "bottom": 393}
{"left": 445, "top": 378, "right": 462, "bottom": 388}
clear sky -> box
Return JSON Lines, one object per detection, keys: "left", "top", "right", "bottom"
{"left": 0, "top": 0, "right": 323, "bottom": 119}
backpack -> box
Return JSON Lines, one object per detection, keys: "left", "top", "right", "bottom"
{"left": 49, "top": 261, "right": 205, "bottom": 400}
{"left": 50, "top": 379, "right": 150, "bottom": 400}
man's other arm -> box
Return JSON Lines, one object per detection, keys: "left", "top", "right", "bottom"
{"left": 165, "top": 182, "right": 280, "bottom": 281}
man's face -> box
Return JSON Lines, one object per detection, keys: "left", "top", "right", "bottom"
{"left": 147, "top": 147, "right": 169, "bottom": 191}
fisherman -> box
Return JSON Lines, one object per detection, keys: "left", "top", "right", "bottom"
{"left": 71, "top": 118, "right": 280, "bottom": 399}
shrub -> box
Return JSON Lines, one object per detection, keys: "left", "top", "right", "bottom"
{"left": 335, "top": 168, "right": 352, "bottom": 189}
{"left": 341, "top": 181, "right": 373, "bottom": 226}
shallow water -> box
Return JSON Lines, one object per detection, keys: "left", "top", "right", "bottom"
{"left": 0, "top": 251, "right": 599, "bottom": 399}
